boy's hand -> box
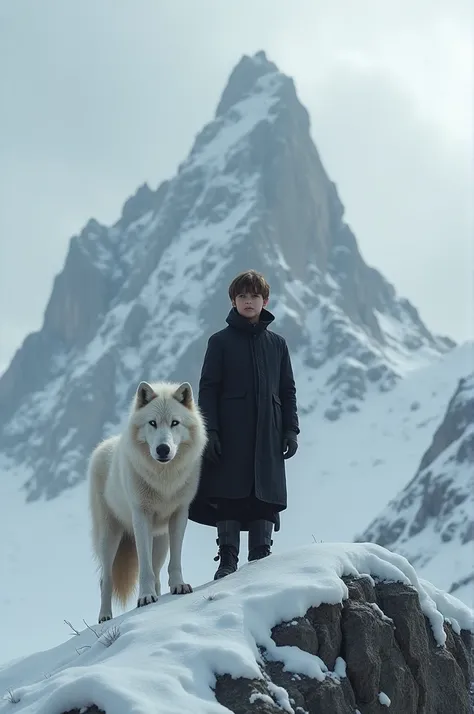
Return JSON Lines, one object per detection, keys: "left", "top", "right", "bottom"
{"left": 205, "top": 430, "right": 222, "bottom": 463}
{"left": 283, "top": 431, "right": 298, "bottom": 460}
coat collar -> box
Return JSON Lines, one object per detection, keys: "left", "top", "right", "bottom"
{"left": 226, "top": 307, "right": 275, "bottom": 334}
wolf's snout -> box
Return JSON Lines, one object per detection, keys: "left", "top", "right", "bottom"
{"left": 156, "top": 443, "right": 171, "bottom": 460}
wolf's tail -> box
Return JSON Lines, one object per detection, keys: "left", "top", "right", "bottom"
{"left": 112, "top": 534, "right": 138, "bottom": 607}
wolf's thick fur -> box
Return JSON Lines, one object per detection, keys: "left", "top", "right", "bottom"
{"left": 88, "top": 380, "right": 207, "bottom": 623}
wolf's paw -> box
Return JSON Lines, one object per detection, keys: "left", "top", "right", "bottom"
{"left": 98, "top": 612, "right": 112, "bottom": 624}
{"left": 170, "top": 583, "right": 193, "bottom": 595}
{"left": 137, "top": 593, "right": 158, "bottom": 608}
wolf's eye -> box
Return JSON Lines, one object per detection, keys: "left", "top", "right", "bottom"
{"left": 171, "top": 420, "right": 180, "bottom": 427}
{"left": 148, "top": 420, "right": 157, "bottom": 428}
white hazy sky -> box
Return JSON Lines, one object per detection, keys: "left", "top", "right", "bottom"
{"left": 0, "top": 0, "right": 472, "bottom": 375}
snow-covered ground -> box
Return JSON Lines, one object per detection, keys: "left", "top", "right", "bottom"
{"left": 1, "top": 341, "right": 472, "bottom": 667}
{"left": 0, "top": 542, "right": 472, "bottom": 714}
{"left": 0, "top": 467, "right": 98, "bottom": 665}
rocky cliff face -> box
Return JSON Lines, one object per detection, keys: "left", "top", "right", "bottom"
{"left": 214, "top": 578, "right": 473, "bottom": 714}
{"left": 359, "top": 373, "right": 474, "bottom": 606}
{"left": 61, "top": 577, "right": 473, "bottom": 714}
{"left": 0, "top": 50, "right": 452, "bottom": 503}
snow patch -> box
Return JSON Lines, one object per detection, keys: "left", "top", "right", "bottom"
{"left": 378, "top": 691, "right": 392, "bottom": 707}
{"left": 370, "top": 603, "right": 394, "bottom": 624}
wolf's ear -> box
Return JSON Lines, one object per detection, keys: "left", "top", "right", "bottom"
{"left": 136, "top": 381, "right": 157, "bottom": 408}
{"left": 173, "top": 382, "right": 193, "bottom": 409}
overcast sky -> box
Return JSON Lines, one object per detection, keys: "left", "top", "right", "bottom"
{"left": 1, "top": 0, "right": 472, "bottom": 375}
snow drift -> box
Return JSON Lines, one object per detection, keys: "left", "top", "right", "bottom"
{"left": 0, "top": 543, "right": 472, "bottom": 714}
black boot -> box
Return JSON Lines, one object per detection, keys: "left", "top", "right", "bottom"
{"left": 248, "top": 520, "right": 273, "bottom": 561}
{"left": 214, "top": 520, "right": 240, "bottom": 579}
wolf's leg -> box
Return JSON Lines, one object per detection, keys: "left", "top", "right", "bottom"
{"left": 98, "top": 522, "right": 123, "bottom": 623}
{"left": 168, "top": 506, "right": 192, "bottom": 595}
{"left": 132, "top": 507, "right": 158, "bottom": 607}
{"left": 152, "top": 532, "right": 169, "bottom": 597}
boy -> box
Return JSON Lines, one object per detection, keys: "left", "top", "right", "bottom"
{"left": 188, "top": 270, "right": 299, "bottom": 579}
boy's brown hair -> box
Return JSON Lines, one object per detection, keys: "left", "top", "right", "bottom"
{"left": 228, "top": 270, "right": 270, "bottom": 302}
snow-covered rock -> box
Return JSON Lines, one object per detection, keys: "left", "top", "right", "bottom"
{"left": 0, "top": 544, "right": 472, "bottom": 714}
{"left": 358, "top": 373, "right": 474, "bottom": 607}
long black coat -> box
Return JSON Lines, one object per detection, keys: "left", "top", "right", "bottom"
{"left": 189, "top": 307, "right": 299, "bottom": 528}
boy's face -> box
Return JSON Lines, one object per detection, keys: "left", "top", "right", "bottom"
{"left": 233, "top": 291, "right": 268, "bottom": 323}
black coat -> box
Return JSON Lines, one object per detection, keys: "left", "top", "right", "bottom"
{"left": 189, "top": 307, "right": 299, "bottom": 527}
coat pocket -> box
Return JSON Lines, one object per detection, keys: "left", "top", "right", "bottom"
{"left": 272, "top": 393, "right": 283, "bottom": 434}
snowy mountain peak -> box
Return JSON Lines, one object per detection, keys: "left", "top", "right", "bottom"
{"left": 119, "top": 181, "right": 156, "bottom": 227}
{"left": 215, "top": 49, "right": 281, "bottom": 117}
{"left": 0, "top": 51, "right": 456, "bottom": 503}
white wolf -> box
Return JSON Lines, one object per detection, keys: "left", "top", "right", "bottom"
{"left": 88, "top": 380, "right": 207, "bottom": 623}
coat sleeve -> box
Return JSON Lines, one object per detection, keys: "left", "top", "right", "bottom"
{"left": 279, "top": 340, "right": 300, "bottom": 435}
{"left": 198, "top": 334, "right": 223, "bottom": 432}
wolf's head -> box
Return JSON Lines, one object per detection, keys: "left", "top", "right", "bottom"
{"left": 132, "top": 381, "right": 198, "bottom": 464}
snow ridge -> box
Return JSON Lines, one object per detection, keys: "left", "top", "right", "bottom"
{"left": 0, "top": 544, "right": 472, "bottom": 714}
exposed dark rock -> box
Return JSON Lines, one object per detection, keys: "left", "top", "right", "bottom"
{"left": 345, "top": 574, "right": 377, "bottom": 603}
{"left": 119, "top": 181, "right": 157, "bottom": 227}
{"left": 215, "top": 673, "right": 279, "bottom": 714}
{"left": 418, "top": 376, "right": 474, "bottom": 472}
{"left": 306, "top": 602, "right": 343, "bottom": 670}
{"left": 451, "top": 572, "right": 474, "bottom": 598}
{"left": 342, "top": 597, "right": 418, "bottom": 712}
{"left": 271, "top": 615, "right": 319, "bottom": 655}
{"left": 62, "top": 708, "right": 104, "bottom": 714}
{"left": 213, "top": 577, "right": 473, "bottom": 714}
